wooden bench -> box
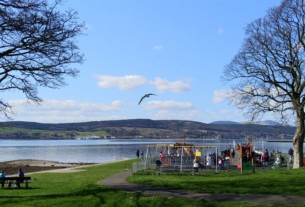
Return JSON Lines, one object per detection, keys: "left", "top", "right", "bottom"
{"left": 0, "top": 177, "right": 31, "bottom": 188}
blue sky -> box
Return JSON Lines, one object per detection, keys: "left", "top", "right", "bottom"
{"left": 8, "top": 0, "right": 282, "bottom": 123}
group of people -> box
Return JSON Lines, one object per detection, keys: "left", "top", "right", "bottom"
{"left": 0, "top": 168, "right": 25, "bottom": 188}
{"left": 192, "top": 154, "right": 216, "bottom": 172}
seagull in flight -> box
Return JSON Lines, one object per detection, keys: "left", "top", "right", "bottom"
{"left": 138, "top": 93, "right": 156, "bottom": 105}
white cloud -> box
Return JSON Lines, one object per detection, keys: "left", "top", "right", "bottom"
{"left": 153, "top": 44, "right": 164, "bottom": 51}
{"left": 10, "top": 99, "right": 123, "bottom": 123}
{"left": 97, "top": 75, "right": 147, "bottom": 90}
{"left": 213, "top": 89, "right": 232, "bottom": 103}
{"left": 96, "top": 75, "right": 191, "bottom": 93}
{"left": 150, "top": 77, "right": 191, "bottom": 93}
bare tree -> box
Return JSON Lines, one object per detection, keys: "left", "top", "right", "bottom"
{"left": 0, "top": 0, "right": 84, "bottom": 117}
{"left": 223, "top": 0, "right": 305, "bottom": 168}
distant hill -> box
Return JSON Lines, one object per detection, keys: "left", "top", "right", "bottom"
{"left": 209, "top": 121, "right": 241, "bottom": 125}
{"left": 256, "top": 120, "right": 280, "bottom": 126}
{"left": 0, "top": 119, "right": 295, "bottom": 140}
{"left": 211, "top": 120, "right": 281, "bottom": 126}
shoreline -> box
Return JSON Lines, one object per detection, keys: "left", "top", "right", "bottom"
{"left": 0, "top": 159, "right": 98, "bottom": 175}
{"left": 3, "top": 159, "right": 97, "bottom": 167}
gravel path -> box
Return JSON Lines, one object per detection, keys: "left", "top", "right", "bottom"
{"left": 101, "top": 170, "right": 305, "bottom": 205}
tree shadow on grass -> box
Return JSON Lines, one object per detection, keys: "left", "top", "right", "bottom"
{"left": 0, "top": 184, "right": 110, "bottom": 206}
{"left": 0, "top": 185, "right": 214, "bottom": 207}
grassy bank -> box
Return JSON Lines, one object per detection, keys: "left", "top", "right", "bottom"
{"left": 0, "top": 160, "right": 303, "bottom": 207}
{"left": 0, "top": 160, "right": 208, "bottom": 207}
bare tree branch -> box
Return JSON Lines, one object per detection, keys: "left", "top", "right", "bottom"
{"left": 223, "top": 0, "right": 305, "bottom": 168}
{"left": 0, "top": 0, "right": 84, "bottom": 118}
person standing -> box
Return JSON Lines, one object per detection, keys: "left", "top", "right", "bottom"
{"left": 159, "top": 151, "right": 165, "bottom": 164}
{"left": 0, "top": 170, "right": 6, "bottom": 188}
{"left": 136, "top": 149, "right": 140, "bottom": 158}
{"left": 288, "top": 148, "right": 294, "bottom": 164}
{"left": 193, "top": 157, "right": 199, "bottom": 172}
{"left": 264, "top": 149, "right": 269, "bottom": 162}
{"left": 206, "top": 154, "right": 212, "bottom": 169}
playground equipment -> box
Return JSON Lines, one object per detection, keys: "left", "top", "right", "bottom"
{"left": 143, "top": 143, "right": 221, "bottom": 173}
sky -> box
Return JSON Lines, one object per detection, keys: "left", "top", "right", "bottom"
{"left": 7, "top": 0, "right": 283, "bottom": 124}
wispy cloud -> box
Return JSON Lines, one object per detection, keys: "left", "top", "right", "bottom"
{"left": 10, "top": 99, "right": 123, "bottom": 123}
{"left": 150, "top": 77, "right": 191, "bottom": 93}
{"left": 97, "top": 75, "right": 191, "bottom": 93}
{"left": 153, "top": 44, "right": 164, "bottom": 51}
{"left": 97, "top": 75, "right": 146, "bottom": 90}
{"left": 217, "top": 27, "right": 224, "bottom": 35}
{"left": 213, "top": 89, "right": 232, "bottom": 103}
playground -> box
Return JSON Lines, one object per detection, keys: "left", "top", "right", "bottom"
{"left": 132, "top": 140, "right": 293, "bottom": 174}
{"left": 134, "top": 142, "right": 229, "bottom": 173}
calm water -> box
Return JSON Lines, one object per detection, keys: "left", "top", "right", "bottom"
{"left": 0, "top": 139, "right": 294, "bottom": 163}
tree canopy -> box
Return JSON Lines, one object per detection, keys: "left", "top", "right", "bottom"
{"left": 223, "top": 0, "right": 305, "bottom": 168}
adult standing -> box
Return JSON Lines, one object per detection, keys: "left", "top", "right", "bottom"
{"left": 136, "top": 149, "right": 140, "bottom": 158}
{"left": 0, "top": 170, "right": 6, "bottom": 188}
{"left": 193, "top": 157, "right": 200, "bottom": 172}
{"left": 264, "top": 149, "right": 270, "bottom": 162}
{"left": 288, "top": 148, "right": 294, "bottom": 164}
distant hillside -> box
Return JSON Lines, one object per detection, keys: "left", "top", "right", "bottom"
{"left": 256, "top": 120, "right": 280, "bottom": 126}
{"left": 209, "top": 121, "right": 241, "bottom": 125}
{"left": 211, "top": 120, "right": 282, "bottom": 126}
{"left": 0, "top": 119, "right": 295, "bottom": 140}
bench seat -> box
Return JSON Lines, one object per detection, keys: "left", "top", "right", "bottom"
{"left": 0, "top": 176, "right": 31, "bottom": 188}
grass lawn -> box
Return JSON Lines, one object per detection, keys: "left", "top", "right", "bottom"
{"left": 0, "top": 160, "right": 303, "bottom": 207}
{"left": 0, "top": 160, "right": 210, "bottom": 207}
{"left": 128, "top": 167, "right": 305, "bottom": 196}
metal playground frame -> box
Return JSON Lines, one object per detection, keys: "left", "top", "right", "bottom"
{"left": 142, "top": 144, "right": 222, "bottom": 173}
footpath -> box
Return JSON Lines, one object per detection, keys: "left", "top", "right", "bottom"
{"left": 101, "top": 170, "right": 305, "bottom": 205}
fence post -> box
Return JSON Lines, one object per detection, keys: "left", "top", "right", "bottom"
{"left": 216, "top": 147, "right": 218, "bottom": 173}
{"left": 180, "top": 147, "right": 183, "bottom": 173}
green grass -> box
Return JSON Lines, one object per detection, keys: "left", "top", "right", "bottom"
{"left": 128, "top": 168, "right": 305, "bottom": 196}
{"left": 0, "top": 160, "right": 303, "bottom": 207}
{"left": 0, "top": 160, "right": 210, "bottom": 207}
{"left": 0, "top": 126, "right": 110, "bottom": 139}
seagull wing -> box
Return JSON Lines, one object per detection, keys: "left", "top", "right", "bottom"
{"left": 147, "top": 93, "right": 156, "bottom": 97}
{"left": 138, "top": 93, "right": 156, "bottom": 105}
{"left": 138, "top": 95, "right": 146, "bottom": 105}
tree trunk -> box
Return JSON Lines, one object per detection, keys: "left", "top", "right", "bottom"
{"left": 293, "top": 109, "right": 305, "bottom": 169}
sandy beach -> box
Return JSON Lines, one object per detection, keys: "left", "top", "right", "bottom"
{"left": 0, "top": 159, "right": 97, "bottom": 175}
